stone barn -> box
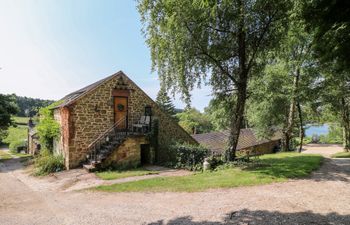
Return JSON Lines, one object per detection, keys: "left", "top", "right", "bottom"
{"left": 51, "top": 71, "right": 197, "bottom": 170}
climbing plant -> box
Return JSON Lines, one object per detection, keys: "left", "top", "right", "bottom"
{"left": 36, "top": 102, "right": 61, "bottom": 151}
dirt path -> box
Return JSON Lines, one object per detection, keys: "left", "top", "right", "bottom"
{"left": 7, "top": 163, "right": 192, "bottom": 192}
{"left": 1, "top": 144, "right": 349, "bottom": 225}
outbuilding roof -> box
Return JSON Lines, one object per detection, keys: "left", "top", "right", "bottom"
{"left": 192, "top": 128, "right": 282, "bottom": 154}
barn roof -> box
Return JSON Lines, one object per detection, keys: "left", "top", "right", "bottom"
{"left": 53, "top": 71, "right": 123, "bottom": 108}
{"left": 192, "top": 128, "right": 282, "bottom": 154}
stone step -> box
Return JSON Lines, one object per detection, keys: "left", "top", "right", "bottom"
{"left": 85, "top": 135, "right": 127, "bottom": 172}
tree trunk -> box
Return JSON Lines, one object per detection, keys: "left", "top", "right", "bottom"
{"left": 224, "top": 0, "right": 247, "bottom": 161}
{"left": 282, "top": 68, "right": 300, "bottom": 151}
{"left": 297, "top": 101, "right": 304, "bottom": 153}
{"left": 225, "top": 78, "right": 248, "bottom": 161}
{"left": 341, "top": 97, "right": 350, "bottom": 152}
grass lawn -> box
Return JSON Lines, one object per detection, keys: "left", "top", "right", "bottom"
{"left": 3, "top": 125, "right": 28, "bottom": 152}
{"left": 331, "top": 152, "right": 350, "bottom": 158}
{"left": 0, "top": 151, "right": 13, "bottom": 161}
{"left": 12, "top": 116, "right": 29, "bottom": 125}
{"left": 96, "top": 168, "right": 159, "bottom": 180}
{"left": 95, "top": 153, "right": 323, "bottom": 192}
{"left": 0, "top": 150, "right": 32, "bottom": 162}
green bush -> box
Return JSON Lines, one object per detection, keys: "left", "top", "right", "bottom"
{"left": 33, "top": 149, "right": 64, "bottom": 176}
{"left": 9, "top": 139, "right": 26, "bottom": 152}
{"left": 318, "top": 125, "right": 343, "bottom": 144}
{"left": 169, "top": 143, "right": 209, "bottom": 171}
{"left": 206, "top": 155, "right": 224, "bottom": 170}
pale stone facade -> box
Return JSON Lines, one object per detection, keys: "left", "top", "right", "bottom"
{"left": 53, "top": 71, "right": 197, "bottom": 169}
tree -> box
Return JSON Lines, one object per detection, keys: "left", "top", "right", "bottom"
{"left": 320, "top": 72, "right": 350, "bottom": 151}
{"left": 247, "top": 62, "right": 291, "bottom": 140}
{"left": 138, "top": 0, "right": 291, "bottom": 161}
{"left": 279, "top": 9, "right": 315, "bottom": 152}
{"left": 302, "top": 0, "right": 350, "bottom": 72}
{"left": 156, "top": 87, "right": 176, "bottom": 116}
{"left": 204, "top": 97, "right": 231, "bottom": 131}
{"left": 247, "top": 2, "right": 318, "bottom": 152}
{"left": 176, "top": 108, "right": 213, "bottom": 134}
{"left": 0, "top": 94, "right": 18, "bottom": 142}
{"left": 302, "top": 0, "right": 350, "bottom": 151}
{"left": 8, "top": 94, "right": 54, "bottom": 117}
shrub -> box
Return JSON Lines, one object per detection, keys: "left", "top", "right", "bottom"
{"left": 33, "top": 149, "right": 64, "bottom": 176}
{"left": 9, "top": 139, "right": 26, "bottom": 153}
{"left": 169, "top": 143, "right": 209, "bottom": 171}
{"left": 206, "top": 155, "right": 224, "bottom": 170}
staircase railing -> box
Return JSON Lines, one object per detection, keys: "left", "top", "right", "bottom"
{"left": 86, "top": 116, "right": 128, "bottom": 164}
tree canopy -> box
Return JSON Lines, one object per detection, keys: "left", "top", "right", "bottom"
{"left": 303, "top": 0, "right": 350, "bottom": 72}
{"left": 156, "top": 87, "right": 176, "bottom": 116}
{"left": 176, "top": 108, "right": 213, "bottom": 134}
{"left": 0, "top": 94, "right": 18, "bottom": 142}
{"left": 138, "top": 0, "right": 292, "bottom": 160}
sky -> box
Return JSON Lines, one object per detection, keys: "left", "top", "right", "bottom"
{"left": 0, "top": 0, "right": 212, "bottom": 111}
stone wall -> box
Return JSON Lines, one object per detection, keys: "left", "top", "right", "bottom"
{"left": 53, "top": 107, "right": 72, "bottom": 168}
{"left": 125, "top": 76, "right": 198, "bottom": 162}
{"left": 64, "top": 73, "right": 197, "bottom": 168}
{"left": 102, "top": 136, "right": 149, "bottom": 169}
{"left": 28, "top": 129, "right": 40, "bottom": 155}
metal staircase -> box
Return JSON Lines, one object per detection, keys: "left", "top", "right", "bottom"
{"left": 83, "top": 117, "right": 129, "bottom": 172}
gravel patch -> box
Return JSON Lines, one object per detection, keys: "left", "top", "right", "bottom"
{"left": 0, "top": 144, "right": 349, "bottom": 225}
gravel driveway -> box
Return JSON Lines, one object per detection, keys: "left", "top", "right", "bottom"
{"left": 0, "top": 144, "right": 349, "bottom": 225}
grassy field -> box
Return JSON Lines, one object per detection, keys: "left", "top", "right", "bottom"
{"left": 0, "top": 150, "right": 31, "bottom": 162}
{"left": 12, "top": 116, "right": 30, "bottom": 125}
{"left": 0, "top": 151, "right": 13, "bottom": 161}
{"left": 331, "top": 152, "right": 350, "bottom": 158}
{"left": 95, "top": 153, "right": 323, "bottom": 192}
{"left": 3, "top": 125, "right": 28, "bottom": 152}
{"left": 96, "top": 168, "right": 159, "bottom": 180}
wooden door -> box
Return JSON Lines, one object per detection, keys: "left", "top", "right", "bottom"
{"left": 114, "top": 97, "right": 128, "bottom": 129}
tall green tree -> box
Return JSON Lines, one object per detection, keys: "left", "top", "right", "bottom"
{"left": 321, "top": 72, "right": 350, "bottom": 151}
{"left": 176, "top": 108, "right": 213, "bottom": 134}
{"left": 204, "top": 97, "right": 232, "bottom": 131}
{"left": 279, "top": 10, "right": 315, "bottom": 152}
{"left": 156, "top": 87, "right": 176, "bottom": 116}
{"left": 247, "top": 62, "right": 291, "bottom": 139}
{"left": 247, "top": 2, "right": 317, "bottom": 152}
{"left": 0, "top": 94, "right": 18, "bottom": 142}
{"left": 303, "top": 0, "right": 350, "bottom": 151}
{"left": 8, "top": 94, "right": 53, "bottom": 117}
{"left": 303, "top": 0, "right": 350, "bottom": 72}
{"left": 138, "top": 0, "right": 291, "bottom": 161}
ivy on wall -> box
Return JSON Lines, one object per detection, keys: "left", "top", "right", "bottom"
{"left": 36, "top": 102, "right": 61, "bottom": 151}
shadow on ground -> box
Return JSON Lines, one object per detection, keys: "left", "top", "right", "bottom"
{"left": 0, "top": 157, "right": 31, "bottom": 173}
{"left": 311, "top": 158, "right": 350, "bottom": 182}
{"left": 148, "top": 209, "right": 350, "bottom": 225}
